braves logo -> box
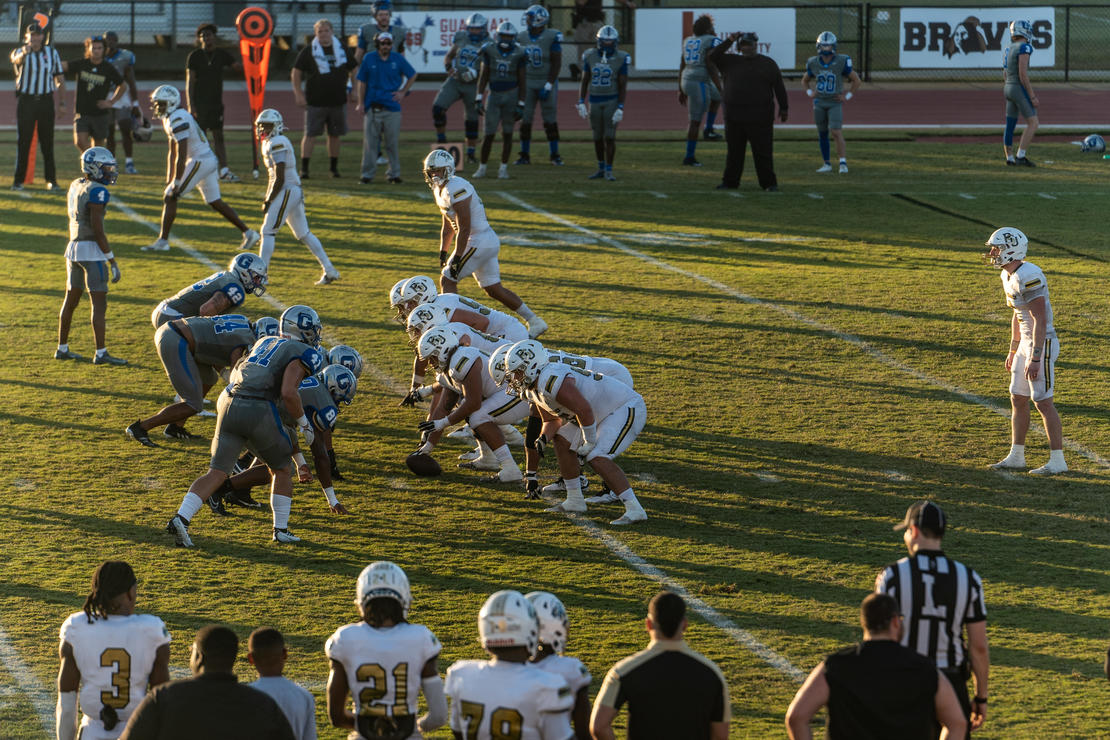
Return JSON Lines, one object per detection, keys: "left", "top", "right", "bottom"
{"left": 943, "top": 16, "right": 988, "bottom": 58}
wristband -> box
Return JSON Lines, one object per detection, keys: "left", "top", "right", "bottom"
{"left": 103, "top": 251, "right": 115, "bottom": 260}
{"left": 617, "top": 103, "right": 624, "bottom": 109}
{"left": 417, "top": 385, "right": 436, "bottom": 400}
{"left": 1030, "top": 359, "right": 1041, "bottom": 362}
{"left": 293, "top": 452, "right": 307, "bottom": 467}
{"left": 845, "top": 92, "right": 853, "bottom": 100}
{"left": 323, "top": 486, "right": 339, "bottom": 506}
{"left": 805, "top": 88, "right": 814, "bottom": 97}
{"left": 973, "top": 696, "right": 988, "bottom": 704}
{"left": 475, "top": 93, "right": 482, "bottom": 101}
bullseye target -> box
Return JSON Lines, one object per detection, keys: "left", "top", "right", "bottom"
{"left": 236, "top": 7, "right": 274, "bottom": 42}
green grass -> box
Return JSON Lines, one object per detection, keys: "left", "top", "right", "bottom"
{"left": 2, "top": 131, "right": 1110, "bottom": 738}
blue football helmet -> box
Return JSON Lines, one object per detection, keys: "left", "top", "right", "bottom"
{"left": 372, "top": 0, "right": 392, "bottom": 14}
{"left": 253, "top": 316, "right": 280, "bottom": 339}
{"left": 327, "top": 344, "right": 364, "bottom": 378}
{"left": 280, "top": 304, "right": 323, "bottom": 346}
{"left": 228, "top": 253, "right": 268, "bottom": 297}
{"left": 1009, "top": 20, "right": 1033, "bottom": 40}
{"left": 81, "top": 146, "right": 118, "bottom": 185}
{"left": 322, "top": 364, "right": 358, "bottom": 406}
{"left": 466, "top": 13, "right": 488, "bottom": 42}
{"left": 596, "top": 25, "right": 619, "bottom": 55}
{"left": 523, "top": 5, "right": 549, "bottom": 32}
{"left": 816, "top": 31, "right": 837, "bottom": 56}
{"left": 1080, "top": 134, "right": 1105, "bottom": 153}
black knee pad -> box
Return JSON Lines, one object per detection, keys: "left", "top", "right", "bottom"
{"left": 432, "top": 106, "right": 447, "bottom": 127}
{"left": 465, "top": 120, "right": 479, "bottom": 140}
{"left": 519, "top": 123, "right": 532, "bottom": 142}
{"left": 543, "top": 122, "right": 559, "bottom": 141}
{"left": 525, "top": 415, "right": 542, "bottom": 449}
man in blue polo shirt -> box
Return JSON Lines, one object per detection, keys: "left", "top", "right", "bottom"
{"left": 355, "top": 32, "right": 417, "bottom": 184}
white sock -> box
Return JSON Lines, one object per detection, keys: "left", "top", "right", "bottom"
{"left": 177, "top": 492, "right": 205, "bottom": 523}
{"left": 492, "top": 444, "right": 513, "bottom": 464}
{"left": 1049, "top": 449, "right": 1066, "bottom": 465}
{"left": 57, "top": 343, "right": 68, "bottom": 353}
{"left": 300, "top": 232, "right": 336, "bottom": 274}
{"left": 564, "top": 477, "right": 585, "bottom": 507}
{"left": 1017, "top": 148, "right": 1027, "bottom": 158}
{"left": 516, "top": 302, "right": 537, "bottom": 322}
{"left": 478, "top": 441, "right": 494, "bottom": 459}
{"left": 271, "top": 493, "right": 292, "bottom": 530}
{"left": 126, "top": 157, "right": 133, "bottom": 164}
{"left": 1009, "top": 444, "right": 1025, "bottom": 460}
{"left": 95, "top": 348, "right": 108, "bottom": 358}
{"left": 839, "top": 158, "right": 847, "bottom": 164}
{"left": 259, "top": 235, "right": 275, "bottom": 267}
{"left": 617, "top": 488, "right": 644, "bottom": 513}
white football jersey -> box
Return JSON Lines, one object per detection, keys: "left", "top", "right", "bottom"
{"left": 532, "top": 653, "right": 592, "bottom": 695}
{"left": 431, "top": 293, "right": 523, "bottom": 340}
{"left": 325, "top": 621, "right": 442, "bottom": 725}
{"left": 446, "top": 659, "right": 574, "bottom": 740}
{"left": 59, "top": 612, "right": 171, "bottom": 738}
{"left": 442, "top": 345, "right": 499, "bottom": 399}
{"left": 527, "top": 365, "right": 640, "bottom": 422}
{"left": 162, "top": 108, "right": 213, "bottom": 160}
{"left": 546, "top": 351, "right": 633, "bottom": 389}
{"left": 1002, "top": 261, "right": 1055, "bottom": 339}
{"left": 434, "top": 175, "right": 494, "bottom": 238}
{"left": 451, "top": 322, "right": 512, "bottom": 356}
{"left": 261, "top": 134, "right": 301, "bottom": 188}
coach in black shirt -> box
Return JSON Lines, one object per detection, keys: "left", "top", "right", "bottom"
{"left": 10, "top": 22, "right": 66, "bottom": 190}
{"left": 120, "top": 625, "right": 294, "bottom": 740}
{"left": 786, "top": 593, "right": 967, "bottom": 740}
{"left": 876, "top": 501, "right": 990, "bottom": 738}
{"left": 64, "top": 36, "right": 125, "bottom": 151}
{"left": 708, "top": 31, "right": 787, "bottom": 191}
{"left": 186, "top": 24, "right": 243, "bottom": 180}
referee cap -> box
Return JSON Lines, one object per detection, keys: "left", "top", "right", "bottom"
{"left": 894, "top": 500, "right": 947, "bottom": 535}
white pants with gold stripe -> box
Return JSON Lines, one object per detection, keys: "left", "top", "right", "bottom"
{"left": 558, "top": 396, "right": 647, "bottom": 462}
{"left": 259, "top": 185, "right": 336, "bottom": 276}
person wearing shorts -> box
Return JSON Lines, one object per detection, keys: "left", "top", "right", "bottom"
{"left": 292, "top": 19, "right": 357, "bottom": 179}
{"left": 63, "top": 36, "right": 125, "bottom": 152}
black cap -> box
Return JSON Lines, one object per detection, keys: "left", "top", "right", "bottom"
{"left": 25, "top": 23, "right": 44, "bottom": 35}
{"left": 739, "top": 31, "right": 759, "bottom": 44}
{"left": 894, "top": 500, "right": 947, "bottom": 536}
{"left": 197, "top": 23, "right": 218, "bottom": 37}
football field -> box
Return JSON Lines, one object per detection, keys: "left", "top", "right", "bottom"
{"left": 2, "top": 131, "right": 1109, "bottom": 738}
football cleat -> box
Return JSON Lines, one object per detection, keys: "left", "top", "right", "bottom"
{"left": 219, "top": 169, "right": 241, "bottom": 183}
{"left": 1006, "top": 158, "right": 1017, "bottom": 166}
{"left": 473, "top": 163, "right": 487, "bottom": 179}
{"left": 233, "top": 452, "right": 256, "bottom": 475}
{"left": 164, "top": 424, "right": 202, "bottom": 440}
{"left": 989, "top": 455, "right": 1026, "bottom": 470}
{"left": 816, "top": 163, "right": 833, "bottom": 173}
{"left": 515, "top": 152, "right": 531, "bottom": 165}
{"left": 165, "top": 515, "right": 194, "bottom": 547}
{"left": 498, "top": 164, "right": 510, "bottom": 179}
{"left": 703, "top": 130, "right": 722, "bottom": 141}
{"left": 682, "top": 157, "right": 702, "bottom": 167}
{"left": 584, "top": 490, "right": 620, "bottom": 504}
{"left": 542, "top": 476, "right": 589, "bottom": 495}
{"left": 1014, "top": 157, "right": 1035, "bottom": 167}
{"left": 587, "top": 169, "right": 606, "bottom": 180}
{"left": 459, "top": 446, "right": 483, "bottom": 461}
{"left": 839, "top": 162, "right": 849, "bottom": 174}
{"left": 54, "top": 348, "right": 83, "bottom": 361}
{"left": 239, "top": 229, "right": 261, "bottom": 251}
{"left": 126, "top": 420, "right": 156, "bottom": 447}
{"left": 550, "top": 154, "right": 564, "bottom": 166}
{"left": 459, "top": 457, "right": 501, "bottom": 472}
{"left": 93, "top": 351, "right": 127, "bottom": 366}
{"left": 488, "top": 468, "right": 524, "bottom": 483}
{"left": 223, "top": 486, "right": 266, "bottom": 510}
{"left": 526, "top": 316, "right": 548, "bottom": 339}
{"left": 610, "top": 510, "right": 648, "bottom": 525}
{"left": 604, "top": 171, "right": 617, "bottom": 181}
{"left": 316, "top": 272, "right": 340, "bottom": 286}
{"left": 377, "top": 154, "right": 388, "bottom": 166}
{"left": 206, "top": 492, "right": 229, "bottom": 517}
{"left": 545, "top": 500, "right": 588, "bottom": 513}
{"left": 272, "top": 527, "right": 301, "bottom": 543}
{"left": 1029, "top": 460, "right": 1068, "bottom": 476}
{"left": 446, "top": 426, "right": 475, "bottom": 442}
{"left": 142, "top": 238, "right": 170, "bottom": 252}
{"left": 124, "top": 162, "right": 138, "bottom": 175}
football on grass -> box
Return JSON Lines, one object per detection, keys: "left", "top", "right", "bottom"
{"left": 406, "top": 452, "right": 442, "bottom": 477}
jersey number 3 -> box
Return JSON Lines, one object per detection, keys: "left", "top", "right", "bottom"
{"left": 100, "top": 648, "right": 132, "bottom": 708}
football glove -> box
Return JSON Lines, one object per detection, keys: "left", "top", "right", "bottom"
{"left": 525, "top": 472, "right": 540, "bottom": 499}
{"left": 448, "top": 253, "right": 462, "bottom": 280}
{"left": 576, "top": 101, "right": 588, "bottom": 119}
{"left": 539, "top": 81, "right": 552, "bottom": 101}
{"left": 612, "top": 107, "right": 623, "bottom": 124}
{"left": 532, "top": 434, "right": 549, "bottom": 458}
{"left": 439, "top": 249, "right": 448, "bottom": 267}
{"left": 474, "top": 96, "right": 485, "bottom": 117}
{"left": 460, "top": 67, "right": 477, "bottom": 83}
{"left": 296, "top": 414, "right": 315, "bottom": 447}
{"left": 399, "top": 389, "right": 424, "bottom": 407}
{"left": 418, "top": 417, "right": 449, "bottom": 434}
{"left": 109, "top": 262, "right": 121, "bottom": 283}
{"left": 513, "top": 100, "right": 525, "bottom": 122}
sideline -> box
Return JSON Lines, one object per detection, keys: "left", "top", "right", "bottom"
{"left": 0, "top": 625, "right": 55, "bottom": 738}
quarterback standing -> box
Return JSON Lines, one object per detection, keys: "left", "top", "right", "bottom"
{"left": 985, "top": 227, "right": 1066, "bottom": 475}
{"left": 422, "top": 150, "right": 548, "bottom": 338}
{"left": 143, "top": 85, "right": 259, "bottom": 253}
{"left": 516, "top": 5, "right": 564, "bottom": 166}
{"left": 255, "top": 108, "right": 340, "bottom": 284}
{"left": 801, "top": 32, "right": 860, "bottom": 174}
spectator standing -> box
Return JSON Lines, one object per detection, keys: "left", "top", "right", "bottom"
{"left": 186, "top": 23, "right": 243, "bottom": 182}
{"left": 786, "top": 593, "right": 968, "bottom": 740}
{"left": 1002, "top": 20, "right": 1039, "bottom": 166}
{"left": 10, "top": 22, "right": 65, "bottom": 191}
{"left": 708, "top": 32, "right": 787, "bottom": 192}
{"left": 103, "top": 31, "right": 141, "bottom": 174}
{"left": 355, "top": 32, "right": 416, "bottom": 184}
{"left": 590, "top": 591, "right": 729, "bottom": 740}
{"left": 247, "top": 628, "right": 317, "bottom": 740}
{"left": 64, "top": 35, "right": 125, "bottom": 152}
{"left": 291, "top": 19, "right": 357, "bottom": 180}
{"left": 56, "top": 561, "right": 171, "bottom": 740}
{"left": 569, "top": 0, "right": 636, "bottom": 81}
{"left": 875, "top": 501, "right": 990, "bottom": 737}
{"left": 120, "top": 625, "right": 295, "bottom": 740}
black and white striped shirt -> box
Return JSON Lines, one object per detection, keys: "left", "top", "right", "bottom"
{"left": 875, "top": 549, "right": 987, "bottom": 670}
{"left": 10, "top": 44, "right": 64, "bottom": 95}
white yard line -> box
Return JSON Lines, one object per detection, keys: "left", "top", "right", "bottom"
{"left": 494, "top": 191, "right": 1110, "bottom": 470}
{"left": 0, "top": 626, "right": 56, "bottom": 738}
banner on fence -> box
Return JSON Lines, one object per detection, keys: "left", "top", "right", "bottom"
{"left": 898, "top": 7, "right": 1055, "bottom": 67}
{"left": 387, "top": 10, "right": 519, "bottom": 74}
{"left": 634, "top": 9, "right": 796, "bottom": 70}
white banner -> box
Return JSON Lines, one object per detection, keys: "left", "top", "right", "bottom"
{"left": 898, "top": 8, "right": 1055, "bottom": 68}
{"left": 387, "top": 10, "right": 519, "bottom": 74}
{"left": 634, "top": 9, "right": 796, "bottom": 71}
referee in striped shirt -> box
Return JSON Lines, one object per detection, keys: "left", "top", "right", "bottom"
{"left": 875, "top": 501, "right": 989, "bottom": 738}
{"left": 10, "top": 22, "right": 66, "bottom": 191}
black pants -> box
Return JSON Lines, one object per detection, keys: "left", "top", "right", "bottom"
{"left": 13, "top": 93, "right": 58, "bottom": 186}
{"left": 938, "top": 667, "right": 972, "bottom": 740}
{"left": 721, "top": 117, "right": 777, "bottom": 189}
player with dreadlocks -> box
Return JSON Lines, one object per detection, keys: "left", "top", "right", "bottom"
{"left": 56, "top": 561, "right": 172, "bottom": 740}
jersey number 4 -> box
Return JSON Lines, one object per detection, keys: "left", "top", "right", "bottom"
{"left": 460, "top": 701, "right": 524, "bottom": 740}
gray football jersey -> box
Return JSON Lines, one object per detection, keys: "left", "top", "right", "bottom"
{"left": 681, "top": 34, "right": 720, "bottom": 83}
{"left": 583, "top": 48, "right": 630, "bottom": 97}
{"left": 359, "top": 21, "right": 407, "bottom": 54}
{"left": 1003, "top": 40, "right": 1034, "bottom": 85}
{"left": 451, "top": 30, "right": 487, "bottom": 77}
{"left": 66, "top": 178, "right": 111, "bottom": 242}
{"left": 278, "top": 376, "right": 340, "bottom": 431}
{"left": 805, "top": 53, "right": 853, "bottom": 98}
{"left": 164, "top": 272, "right": 247, "bottom": 318}
{"left": 480, "top": 43, "right": 526, "bottom": 90}
{"left": 518, "top": 27, "right": 562, "bottom": 83}
{"left": 182, "top": 314, "right": 255, "bottom": 369}
{"left": 229, "top": 336, "right": 325, "bottom": 399}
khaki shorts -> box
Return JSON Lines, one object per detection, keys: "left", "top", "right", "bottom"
{"left": 67, "top": 259, "right": 109, "bottom": 293}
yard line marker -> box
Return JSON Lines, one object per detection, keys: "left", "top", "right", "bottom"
{"left": 1038, "top": 192, "right": 1057, "bottom": 200}
{"left": 807, "top": 192, "right": 823, "bottom": 199}
{"left": 958, "top": 193, "right": 976, "bottom": 199}
{"left": 110, "top": 196, "right": 809, "bottom": 684}
{"left": 0, "top": 625, "right": 55, "bottom": 738}
{"left": 648, "top": 191, "right": 669, "bottom": 199}
{"left": 571, "top": 191, "right": 587, "bottom": 198}
{"left": 728, "top": 191, "right": 743, "bottom": 198}
{"left": 495, "top": 191, "right": 1110, "bottom": 470}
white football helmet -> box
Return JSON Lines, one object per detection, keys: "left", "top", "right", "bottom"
{"left": 525, "top": 591, "right": 569, "bottom": 654}
{"left": 816, "top": 31, "right": 837, "bottom": 54}
{"left": 1009, "top": 20, "right": 1033, "bottom": 40}
{"left": 417, "top": 326, "right": 460, "bottom": 370}
{"left": 984, "top": 227, "right": 1029, "bottom": 268}
{"left": 355, "top": 561, "right": 412, "bottom": 617}
{"left": 322, "top": 364, "right": 358, "bottom": 405}
{"left": 406, "top": 305, "right": 448, "bottom": 345}
{"left": 400, "top": 275, "right": 438, "bottom": 310}
{"left": 1080, "top": 134, "right": 1106, "bottom": 153}
{"left": 389, "top": 279, "right": 408, "bottom": 323}
{"left": 478, "top": 590, "right": 539, "bottom": 655}
{"left": 496, "top": 21, "right": 518, "bottom": 52}
{"left": 523, "top": 4, "right": 549, "bottom": 31}
{"left": 81, "top": 146, "right": 118, "bottom": 185}
{"left": 596, "top": 25, "right": 619, "bottom": 55}
{"left": 504, "top": 339, "right": 547, "bottom": 393}
{"left": 280, "top": 304, "right": 323, "bottom": 346}
{"left": 423, "top": 149, "right": 456, "bottom": 188}
{"left": 253, "top": 316, "right": 280, "bottom": 339}
{"left": 255, "top": 108, "right": 284, "bottom": 140}
{"left": 487, "top": 344, "right": 512, "bottom": 388}
{"left": 228, "top": 253, "right": 268, "bottom": 297}
{"left": 327, "top": 344, "right": 364, "bottom": 378}
{"left": 149, "top": 84, "right": 180, "bottom": 118}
